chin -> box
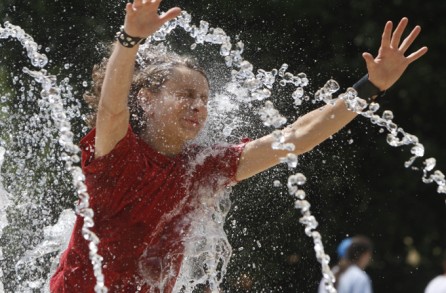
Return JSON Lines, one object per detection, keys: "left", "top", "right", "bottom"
{"left": 179, "top": 129, "right": 201, "bottom": 142}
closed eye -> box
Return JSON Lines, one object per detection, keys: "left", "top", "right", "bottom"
{"left": 175, "top": 91, "right": 208, "bottom": 104}
{"left": 200, "top": 95, "right": 209, "bottom": 104}
{"left": 175, "top": 92, "right": 192, "bottom": 99}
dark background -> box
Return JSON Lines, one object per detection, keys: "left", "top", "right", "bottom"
{"left": 0, "top": 0, "right": 445, "bottom": 292}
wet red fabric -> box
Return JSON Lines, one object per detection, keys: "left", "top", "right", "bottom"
{"left": 50, "top": 126, "right": 246, "bottom": 292}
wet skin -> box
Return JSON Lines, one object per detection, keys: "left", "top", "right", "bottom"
{"left": 140, "top": 66, "right": 209, "bottom": 156}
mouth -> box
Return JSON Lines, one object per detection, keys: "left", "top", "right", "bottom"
{"left": 183, "top": 118, "right": 200, "bottom": 127}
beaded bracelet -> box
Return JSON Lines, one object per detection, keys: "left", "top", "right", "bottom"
{"left": 115, "top": 27, "right": 146, "bottom": 48}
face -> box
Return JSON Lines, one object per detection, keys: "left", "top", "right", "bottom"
{"left": 142, "top": 66, "right": 209, "bottom": 146}
{"left": 358, "top": 251, "right": 372, "bottom": 269}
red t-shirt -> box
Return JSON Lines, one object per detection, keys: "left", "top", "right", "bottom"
{"left": 50, "top": 126, "right": 246, "bottom": 292}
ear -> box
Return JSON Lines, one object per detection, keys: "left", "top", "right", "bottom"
{"left": 137, "top": 88, "right": 155, "bottom": 116}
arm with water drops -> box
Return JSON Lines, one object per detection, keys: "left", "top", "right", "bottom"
{"left": 94, "top": 0, "right": 180, "bottom": 158}
{"left": 235, "top": 17, "right": 427, "bottom": 182}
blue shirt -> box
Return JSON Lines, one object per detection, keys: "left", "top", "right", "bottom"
{"left": 337, "top": 265, "right": 372, "bottom": 293}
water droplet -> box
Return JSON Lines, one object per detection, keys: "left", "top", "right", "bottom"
{"left": 424, "top": 158, "right": 436, "bottom": 172}
{"left": 295, "top": 190, "right": 306, "bottom": 199}
{"left": 278, "top": 63, "right": 288, "bottom": 77}
{"left": 324, "top": 79, "right": 339, "bottom": 93}
{"left": 294, "top": 199, "right": 310, "bottom": 212}
{"left": 411, "top": 143, "right": 425, "bottom": 157}
{"left": 280, "top": 153, "right": 298, "bottom": 168}
{"left": 368, "top": 102, "right": 379, "bottom": 112}
{"left": 382, "top": 110, "right": 394, "bottom": 121}
{"left": 292, "top": 87, "right": 304, "bottom": 103}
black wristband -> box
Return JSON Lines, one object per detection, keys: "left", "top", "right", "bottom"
{"left": 115, "top": 27, "right": 146, "bottom": 48}
{"left": 352, "top": 74, "right": 385, "bottom": 102}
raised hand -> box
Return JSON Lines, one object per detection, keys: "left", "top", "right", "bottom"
{"left": 362, "top": 17, "right": 428, "bottom": 91}
{"left": 124, "top": 0, "right": 181, "bottom": 39}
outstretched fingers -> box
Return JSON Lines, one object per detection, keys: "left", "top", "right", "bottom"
{"left": 132, "top": 0, "right": 144, "bottom": 9}
{"left": 159, "top": 7, "right": 182, "bottom": 23}
{"left": 150, "top": 0, "right": 163, "bottom": 9}
{"left": 125, "top": 0, "right": 180, "bottom": 28}
{"left": 362, "top": 52, "right": 376, "bottom": 66}
{"left": 125, "top": 2, "right": 136, "bottom": 16}
{"left": 399, "top": 25, "right": 422, "bottom": 53}
{"left": 406, "top": 46, "right": 428, "bottom": 63}
{"left": 125, "top": 0, "right": 146, "bottom": 15}
{"left": 381, "top": 21, "right": 393, "bottom": 48}
{"left": 127, "top": 0, "right": 163, "bottom": 13}
{"left": 390, "top": 17, "right": 408, "bottom": 49}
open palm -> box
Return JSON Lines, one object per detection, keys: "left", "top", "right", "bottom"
{"left": 124, "top": 0, "right": 181, "bottom": 38}
{"left": 363, "top": 17, "right": 428, "bottom": 91}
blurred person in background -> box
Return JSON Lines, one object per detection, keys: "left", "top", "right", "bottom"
{"left": 424, "top": 252, "right": 446, "bottom": 293}
{"left": 318, "top": 237, "right": 352, "bottom": 293}
{"left": 319, "top": 236, "right": 373, "bottom": 293}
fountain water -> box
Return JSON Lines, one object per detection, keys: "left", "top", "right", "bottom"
{"left": 0, "top": 21, "right": 106, "bottom": 292}
{"left": 0, "top": 9, "right": 444, "bottom": 293}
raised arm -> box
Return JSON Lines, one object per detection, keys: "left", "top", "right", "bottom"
{"left": 236, "top": 17, "right": 428, "bottom": 181}
{"left": 94, "top": 0, "right": 180, "bottom": 158}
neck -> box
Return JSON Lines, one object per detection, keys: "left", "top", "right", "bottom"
{"left": 141, "top": 128, "right": 185, "bottom": 157}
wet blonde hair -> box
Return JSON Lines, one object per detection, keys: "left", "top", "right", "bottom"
{"left": 84, "top": 44, "right": 208, "bottom": 135}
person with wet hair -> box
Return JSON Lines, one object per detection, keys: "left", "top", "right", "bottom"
{"left": 83, "top": 48, "right": 208, "bottom": 137}
{"left": 50, "top": 0, "right": 428, "bottom": 292}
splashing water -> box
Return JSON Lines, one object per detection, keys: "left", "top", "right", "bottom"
{"left": 0, "top": 9, "right": 444, "bottom": 293}
{"left": 148, "top": 12, "right": 446, "bottom": 292}
{"left": 0, "top": 22, "right": 107, "bottom": 292}
{"left": 0, "top": 146, "right": 10, "bottom": 293}
{"left": 356, "top": 98, "right": 446, "bottom": 194}
{"left": 173, "top": 184, "right": 234, "bottom": 292}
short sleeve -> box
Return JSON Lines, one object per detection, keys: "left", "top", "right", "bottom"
{"left": 80, "top": 126, "right": 136, "bottom": 170}
{"left": 191, "top": 140, "right": 250, "bottom": 189}
{"left": 219, "top": 142, "right": 249, "bottom": 184}
{"left": 79, "top": 126, "right": 145, "bottom": 217}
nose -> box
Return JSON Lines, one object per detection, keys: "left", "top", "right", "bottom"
{"left": 191, "top": 97, "right": 207, "bottom": 112}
